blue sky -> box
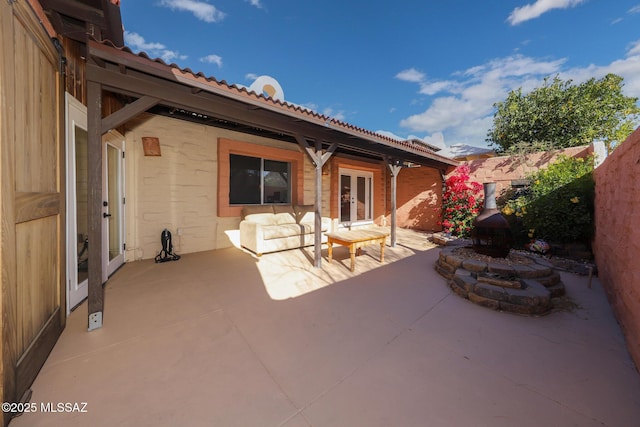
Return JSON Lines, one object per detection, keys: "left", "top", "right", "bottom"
{"left": 120, "top": 1, "right": 640, "bottom": 151}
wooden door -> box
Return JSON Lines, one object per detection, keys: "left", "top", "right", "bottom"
{"left": 1, "top": 2, "right": 66, "bottom": 424}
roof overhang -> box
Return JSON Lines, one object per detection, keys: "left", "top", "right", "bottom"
{"left": 40, "top": 0, "right": 124, "bottom": 45}
{"left": 87, "top": 40, "right": 458, "bottom": 170}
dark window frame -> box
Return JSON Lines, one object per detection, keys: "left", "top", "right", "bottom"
{"left": 229, "top": 153, "right": 291, "bottom": 205}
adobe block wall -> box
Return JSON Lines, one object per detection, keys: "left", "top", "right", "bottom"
{"left": 592, "top": 128, "right": 640, "bottom": 371}
{"left": 385, "top": 166, "right": 444, "bottom": 231}
{"left": 123, "top": 113, "right": 321, "bottom": 260}
{"left": 462, "top": 145, "right": 591, "bottom": 196}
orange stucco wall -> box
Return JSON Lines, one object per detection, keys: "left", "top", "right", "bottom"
{"left": 385, "top": 166, "right": 444, "bottom": 231}
{"left": 462, "top": 145, "right": 592, "bottom": 196}
{"left": 592, "top": 129, "right": 640, "bottom": 371}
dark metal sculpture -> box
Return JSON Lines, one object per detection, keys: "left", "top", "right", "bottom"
{"left": 471, "top": 183, "right": 512, "bottom": 258}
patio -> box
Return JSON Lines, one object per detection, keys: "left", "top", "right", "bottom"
{"left": 11, "top": 229, "right": 640, "bottom": 427}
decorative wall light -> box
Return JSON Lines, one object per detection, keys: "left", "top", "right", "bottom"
{"left": 142, "top": 137, "right": 161, "bottom": 156}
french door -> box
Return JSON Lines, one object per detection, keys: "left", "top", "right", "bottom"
{"left": 103, "top": 135, "right": 125, "bottom": 278}
{"left": 66, "top": 95, "right": 125, "bottom": 312}
{"left": 66, "top": 96, "right": 89, "bottom": 311}
{"left": 339, "top": 169, "right": 373, "bottom": 224}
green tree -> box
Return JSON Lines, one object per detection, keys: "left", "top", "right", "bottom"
{"left": 487, "top": 74, "right": 640, "bottom": 154}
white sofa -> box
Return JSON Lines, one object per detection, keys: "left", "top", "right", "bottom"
{"left": 239, "top": 205, "right": 332, "bottom": 256}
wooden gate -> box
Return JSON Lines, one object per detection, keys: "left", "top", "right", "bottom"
{"left": 1, "top": 2, "right": 66, "bottom": 425}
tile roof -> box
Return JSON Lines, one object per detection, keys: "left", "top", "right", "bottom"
{"left": 91, "top": 39, "right": 458, "bottom": 166}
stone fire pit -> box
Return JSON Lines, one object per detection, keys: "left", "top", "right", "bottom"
{"left": 435, "top": 247, "right": 565, "bottom": 315}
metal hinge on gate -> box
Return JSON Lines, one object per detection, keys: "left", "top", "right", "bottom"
{"left": 123, "top": 243, "right": 126, "bottom": 251}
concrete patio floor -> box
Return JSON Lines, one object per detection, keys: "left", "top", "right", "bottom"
{"left": 11, "top": 230, "right": 640, "bottom": 426}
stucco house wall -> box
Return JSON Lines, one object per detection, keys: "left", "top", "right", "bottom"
{"left": 385, "top": 166, "right": 445, "bottom": 231}
{"left": 592, "top": 128, "right": 640, "bottom": 370}
{"left": 123, "top": 113, "right": 325, "bottom": 260}
{"left": 462, "top": 145, "right": 592, "bottom": 196}
{"left": 122, "top": 113, "right": 448, "bottom": 261}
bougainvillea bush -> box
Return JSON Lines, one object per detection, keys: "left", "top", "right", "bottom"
{"left": 440, "top": 165, "right": 483, "bottom": 238}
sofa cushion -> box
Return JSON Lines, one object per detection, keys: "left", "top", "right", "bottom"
{"left": 273, "top": 205, "right": 297, "bottom": 225}
{"left": 300, "top": 220, "right": 329, "bottom": 233}
{"left": 242, "top": 205, "right": 276, "bottom": 225}
{"left": 262, "top": 224, "right": 308, "bottom": 240}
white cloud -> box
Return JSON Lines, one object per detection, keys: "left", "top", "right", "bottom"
{"left": 395, "top": 69, "right": 461, "bottom": 96}
{"left": 159, "top": 0, "right": 225, "bottom": 23}
{"left": 124, "top": 31, "right": 187, "bottom": 63}
{"left": 398, "top": 54, "right": 566, "bottom": 140}
{"left": 628, "top": 39, "right": 640, "bottom": 56}
{"left": 375, "top": 130, "right": 404, "bottom": 140}
{"left": 374, "top": 131, "right": 447, "bottom": 150}
{"left": 395, "top": 40, "right": 640, "bottom": 149}
{"left": 245, "top": 73, "right": 259, "bottom": 81}
{"left": 395, "top": 68, "right": 425, "bottom": 83}
{"left": 395, "top": 45, "right": 640, "bottom": 149}
{"left": 612, "top": 4, "right": 640, "bottom": 24}
{"left": 200, "top": 54, "right": 223, "bottom": 67}
{"left": 419, "top": 132, "right": 446, "bottom": 150}
{"left": 508, "top": 0, "right": 587, "bottom": 26}
{"left": 323, "top": 107, "right": 346, "bottom": 121}
{"left": 401, "top": 97, "right": 477, "bottom": 133}
{"left": 300, "top": 102, "right": 318, "bottom": 112}
{"left": 245, "top": 0, "right": 264, "bottom": 9}
{"left": 418, "top": 80, "right": 458, "bottom": 96}
{"left": 560, "top": 39, "right": 640, "bottom": 99}
{"left": 124, "top": 31, "right": 164, "bottom": 51}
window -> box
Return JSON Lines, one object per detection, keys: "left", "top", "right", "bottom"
{"left": 229, "top": 154, "right": 291, "bottom": 205}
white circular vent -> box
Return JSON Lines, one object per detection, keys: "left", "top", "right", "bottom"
{"left": 249, "top": 75, "right": 284, "bottom": 101}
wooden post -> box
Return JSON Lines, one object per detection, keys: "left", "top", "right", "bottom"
{"left": 87, "top": 80, "right": 104, "bottom": 330}
{"left": 387, "top": 161, "right": 402, "bottom": 247}
{"left": 314, "top": 140, "right": 323, "bottom": 267}
{"left": 295, "top": 135, "right": 336, "bottom": 267}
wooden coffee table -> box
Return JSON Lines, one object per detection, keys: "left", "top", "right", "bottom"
{"left": 326, "top": 229, "right": 389, "bottom": 272}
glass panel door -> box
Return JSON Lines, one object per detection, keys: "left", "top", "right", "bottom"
{"left": 67, "top": 95, "right": 88, "bottom": 312}
{"left": 76, "top": 126, "right": 89, "bottom": 282}
{"left": 340, "top": 174, "right": 351, "bottom": 222}
{"left": 339, "top": 169, "right": 373, "bottom": 224}
{"left": 103, "top": 137, "right": 124, "bottom": 280}
{"left": 107, "top": 144, "right": 121, "bottom": 261}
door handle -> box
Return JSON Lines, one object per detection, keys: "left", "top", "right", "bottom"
{"left": 103, "top": 213, "right": 112, "bottom": 218}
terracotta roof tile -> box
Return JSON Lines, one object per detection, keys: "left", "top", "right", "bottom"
{"left": 92, "top": 39, "right": 457, "bottom": 165}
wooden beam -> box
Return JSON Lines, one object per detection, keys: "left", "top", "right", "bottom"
{"left": 40, "top": 0, "right": 105, "bottom": 26}
{"left": 101, "top": 96, "right": 160, "bottom": 134}
{"left": 88, "top": 63, "right": 324, "bottom": 143}
{"left": 87, "top": 80, "right": 104, "bottom": 331}
{"left": 322, "top": 142, "right": 338, "bottom": 164}
{"left": 86, "top": 60, "right": 456, "bottom": 169}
